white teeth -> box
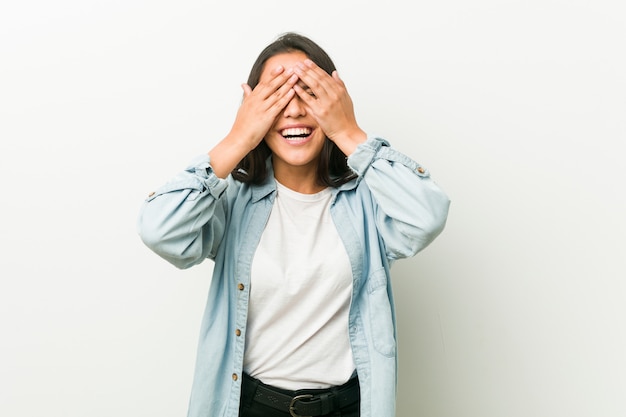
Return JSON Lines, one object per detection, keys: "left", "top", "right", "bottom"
{"left": 281, "top": 127, "right": 311, "bottom": 137}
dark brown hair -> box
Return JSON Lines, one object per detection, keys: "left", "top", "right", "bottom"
{"left": 231, "top": 32, "right": 357, "bottom": 187}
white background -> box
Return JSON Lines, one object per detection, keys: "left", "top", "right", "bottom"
{"left": 1, "top": 1, "right": 625, "bottom": 416}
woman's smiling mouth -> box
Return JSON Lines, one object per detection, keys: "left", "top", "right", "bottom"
{"left": 280, "top": 127, "right": 312, "bottom": 143}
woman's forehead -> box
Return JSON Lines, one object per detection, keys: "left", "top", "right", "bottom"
{"left": 260, "top": 51, "right": 308, "bottom": 81}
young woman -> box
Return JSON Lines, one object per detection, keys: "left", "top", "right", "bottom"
{"left": 138, "top": 32, "right": 450, "bottom": 417}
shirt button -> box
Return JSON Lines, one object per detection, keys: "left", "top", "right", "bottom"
{"left": 235, "top": 329, "right": 241, "bottom": 336}
{"left": 148, "top": 191, "right": 155, "bottom": 197}
{"left": 417, "top": 167, "right": 425, "bottom": 174}
{"left": 232, "top": 373, "right": 238, "bottom": 381}
{"left": 238, "top": 283, "right": 245, "bottom": 291}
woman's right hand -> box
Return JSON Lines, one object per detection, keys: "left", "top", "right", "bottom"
{"left": 231, "top": 65, "right": 298, "bottom": 150}
{"left": 208, "top": 65, "right": 298, "bottom": 178}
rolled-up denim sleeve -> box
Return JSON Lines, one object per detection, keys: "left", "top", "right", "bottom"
{"left": 347, "top": 137, "right": 451, "bottom": 260}
{"left": 137, "top": 154, "right": 230, "bottom": 269}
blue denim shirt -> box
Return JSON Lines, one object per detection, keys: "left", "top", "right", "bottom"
{"left": 138, "top": 137, "right": 450, "bottom": 417}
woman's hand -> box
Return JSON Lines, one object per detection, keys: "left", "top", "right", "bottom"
{"left": 293, "top": 59, "right": 367, "bottom": 156}
{"left": 231, "top": 65, "right": 299, "bottom": 150}
{"left": 208, "top": 65, "right": 298, "bottom": 178}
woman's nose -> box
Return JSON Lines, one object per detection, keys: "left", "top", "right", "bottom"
{"left": 283, "top": 95, "right": 306, "bottom": 118}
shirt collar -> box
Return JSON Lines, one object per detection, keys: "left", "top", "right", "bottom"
{"left": 250, "top": 157, "right": 360, "bottom": 203}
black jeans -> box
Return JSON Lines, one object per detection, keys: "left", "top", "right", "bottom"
{"left": 239, "top": 373, "right": 360, "bottom": 417}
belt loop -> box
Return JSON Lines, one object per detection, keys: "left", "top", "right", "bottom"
{"left": 318, "top": 392, "right": 336, "bottom": 415}
{"left": 241, "top": 373, "right": 259, "bottom": 408}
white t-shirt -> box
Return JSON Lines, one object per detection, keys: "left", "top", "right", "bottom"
{"left": 244, "top": 181, "right": 355, "bottom": 390}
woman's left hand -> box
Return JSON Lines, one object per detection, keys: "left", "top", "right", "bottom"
{"left": 293, "top": 59, "right": 367, "bottom": 156}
